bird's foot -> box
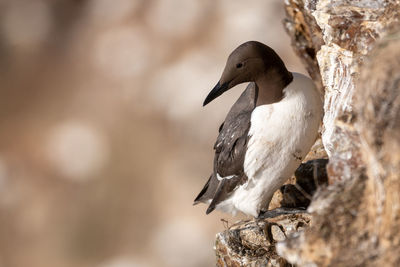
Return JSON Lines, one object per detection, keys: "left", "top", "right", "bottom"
{"left": 257, "top": 207, "right": 307, "bottom": 219}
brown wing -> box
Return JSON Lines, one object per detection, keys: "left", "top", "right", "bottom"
{"left": 194, "top": 83, "right": 258, "bottom": 214}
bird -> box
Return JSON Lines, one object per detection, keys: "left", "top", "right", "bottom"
{"left": 193, "top": 41, "right": 323, "bottom": 218}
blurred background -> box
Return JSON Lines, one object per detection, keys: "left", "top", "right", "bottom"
{"left": 0, "top": 0, "right": 305, "bottom": 266}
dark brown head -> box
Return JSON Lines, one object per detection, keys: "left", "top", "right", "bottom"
{"left": 203, "top": 41, "right": 291, "bottom": 106}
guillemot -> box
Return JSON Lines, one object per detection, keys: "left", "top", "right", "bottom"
{"left": 194, "top": 41, "right": 322, "bottom": 218}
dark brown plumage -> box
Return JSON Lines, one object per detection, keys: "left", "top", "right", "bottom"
{"left": 194, "top": 84, "right": 257, "bottom": 213}
{"left": 194, "top": 41, "right": 293, "bottom": 214}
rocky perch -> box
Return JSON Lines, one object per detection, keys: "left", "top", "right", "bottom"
{"left": 215, "top": 155, "right": 328, "bottom": 267}
{"left": 215, "top": 0, "right": 400, "bottom": 266}
{"left": 216, "top": 214, "right": 310, "bottom": 267}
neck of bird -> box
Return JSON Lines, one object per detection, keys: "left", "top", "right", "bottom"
{"left": 255, "top": 69, "right": 292, "bottom": 106}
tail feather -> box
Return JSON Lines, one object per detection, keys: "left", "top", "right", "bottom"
{"left": 194, "top": 174, "right": 224, "bottom": 214}
{"left": 193, "top": 175, "right": 212, "bottom": 205}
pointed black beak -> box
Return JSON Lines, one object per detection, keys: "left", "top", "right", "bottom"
{"left": 203, "top": 81, "right": 230, "bottom": 106}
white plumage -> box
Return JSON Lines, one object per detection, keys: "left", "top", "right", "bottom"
{"left": 214, "top": 73, "right": 323, "bottom": 216}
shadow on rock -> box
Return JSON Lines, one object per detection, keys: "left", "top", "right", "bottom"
{"left": 280, "top": 158, "right": 329, "bottom": 209}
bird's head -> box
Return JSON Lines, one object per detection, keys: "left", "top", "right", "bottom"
{"left": 203, "top": 41, "right": 286, "bottom": 106}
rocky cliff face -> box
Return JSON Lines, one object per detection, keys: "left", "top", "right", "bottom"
{"left": 215, "top": 1, "right": 400, "bottom": 266}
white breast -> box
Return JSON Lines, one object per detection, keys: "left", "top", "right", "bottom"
{"left": 215, "top": 73, "right": 323, "bottom": 217}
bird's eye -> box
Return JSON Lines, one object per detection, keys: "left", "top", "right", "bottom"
{"left": 236, "top": 63, "right": 243, "bottom": 68}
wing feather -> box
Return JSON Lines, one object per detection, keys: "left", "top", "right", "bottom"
{"left": 194, "top": 83, "right": 258, "bottom": 213}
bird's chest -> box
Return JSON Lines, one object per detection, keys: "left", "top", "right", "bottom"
{"left": 244, "top": 98, "right": 315, "bottom": 179}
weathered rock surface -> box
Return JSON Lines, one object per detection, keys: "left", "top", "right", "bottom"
{"left": 215, "top": 0, "right": 400, "bottom": 266}
{"left": 278, "top": 31, "right": 400, "bottom": 266}
{"left": 284, "top": 0, "right": 324, "bottom": 89}
{"left": 215, "top": 214, "right": 310, "bottom": 267}
{"left": 276, "top": 0, "right": 400, "bottom": 266}
{"left": 285, "top": 0, "right": 400, "bottom": 181}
